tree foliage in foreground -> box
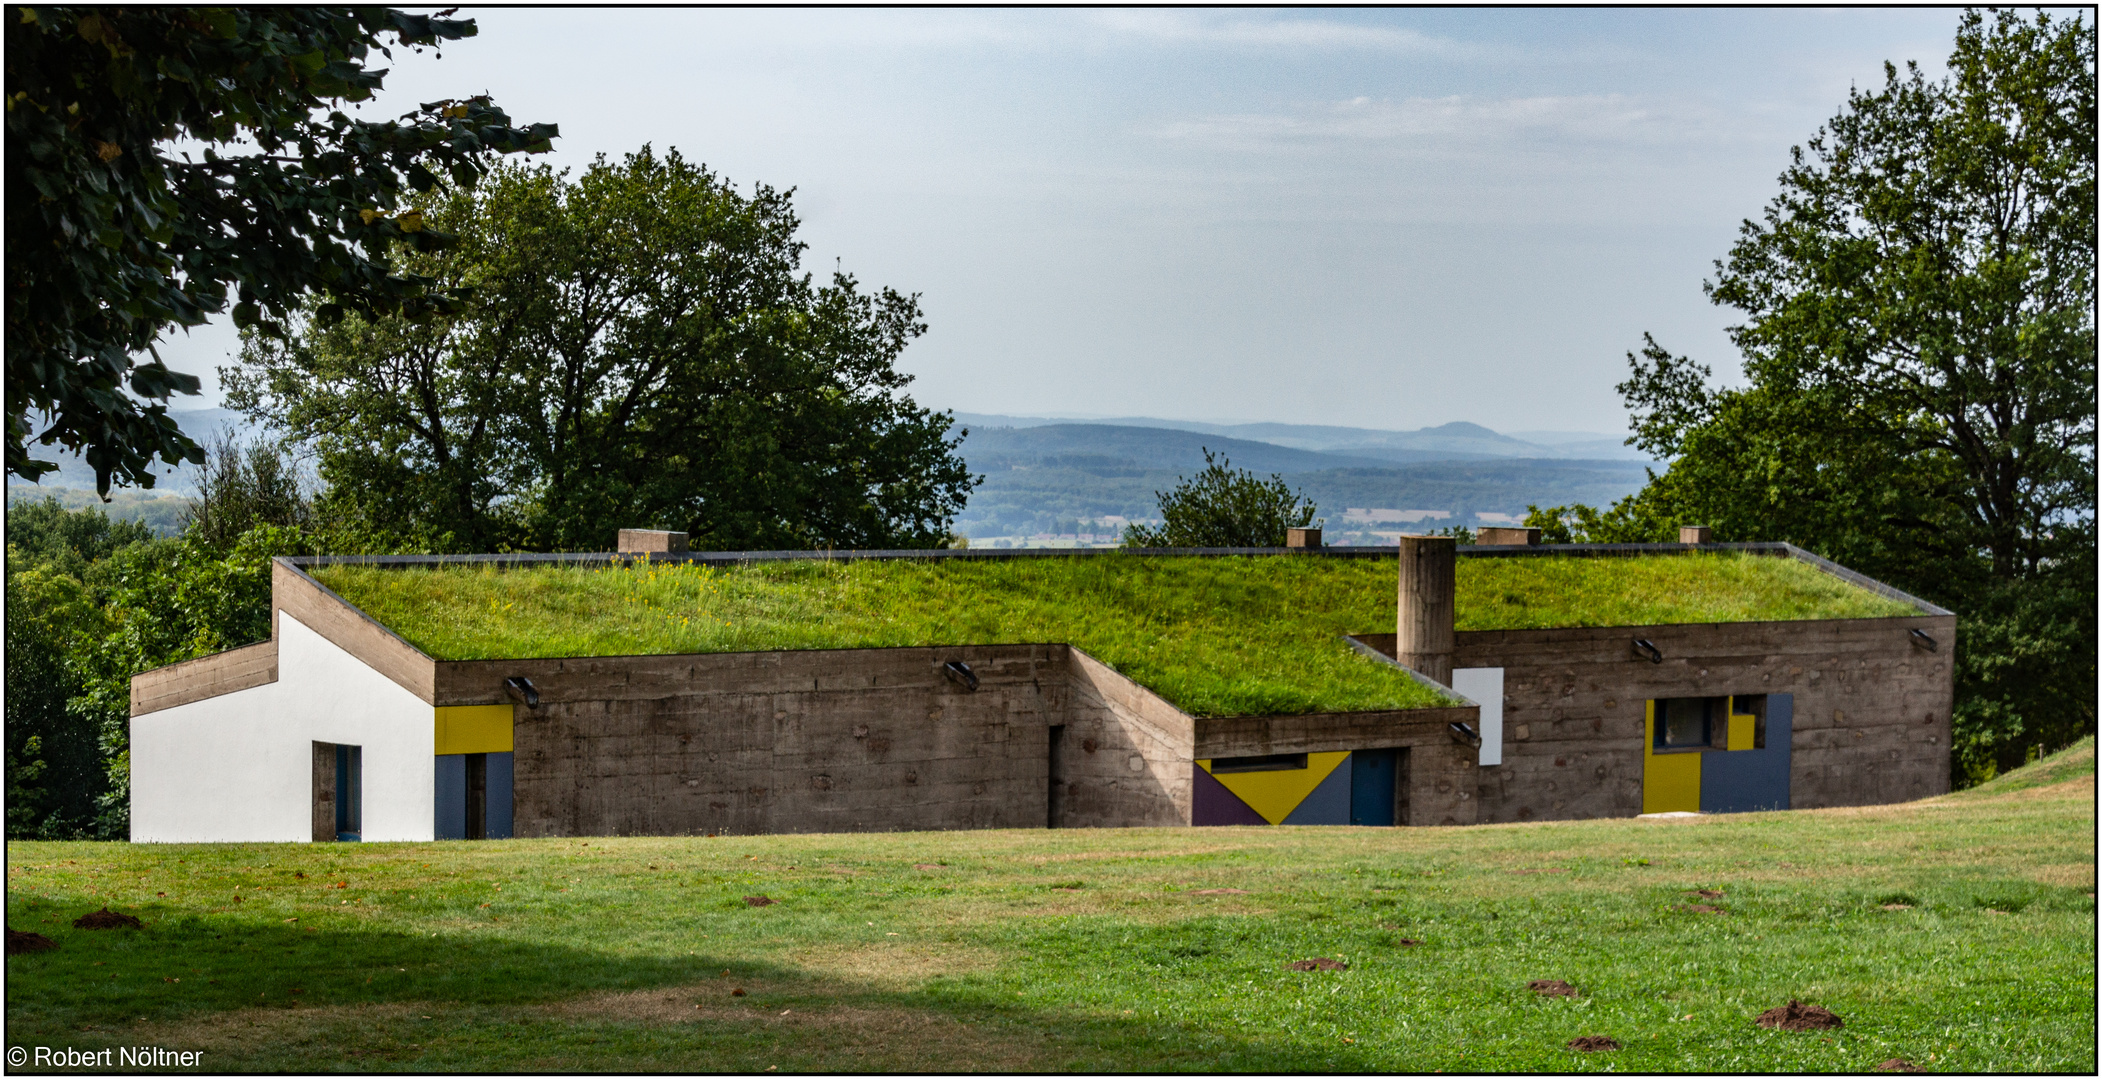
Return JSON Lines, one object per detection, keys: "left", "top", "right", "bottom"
{"left": 1530, "top": 10, "right": 2096, "bottom": 782}
{"left": 5, "top": 6, "right": 555, "bottom": 494}
{"left": 1123, "top": 449, "right": 1319, "bottom": 548}
{"left": 229, "top": 148, "right": 975, "bottom": 553}
{"left": 6, "top": 475, "right": 308, "bottom": 839}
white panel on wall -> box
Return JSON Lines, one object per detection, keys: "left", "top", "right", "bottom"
{"left": 1452, "top": 667, "right": 1505, "bottom": 767}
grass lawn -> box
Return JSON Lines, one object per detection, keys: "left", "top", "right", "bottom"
{"left": 8, "top": 744, "right": 2090, "bottom": 1073}
{"left": 312, "top": 552, "right": 1912, "bottom": 718}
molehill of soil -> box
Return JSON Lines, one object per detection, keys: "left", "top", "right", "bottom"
{"left": 1529, "top": 979, "right": 1579, "bottom": 997}
{"left": 1567, "top": 1036, "right": 1620, "bottom": 1052}
{"left": 1286, "top": 958, "right": 1348, "bottom": 971}
{"left": 1756, "top": 1000, "right": 1844, "bottom": 1031}
{"left": 73, "top": 907, "right": 143, "bottom": 930}
{"left": 1689, "top": 889, "right": 1726, "bottom": 899}
{"left": 743, "top": 896, "right": 776, "bottom": 907}
{"left": 8, "top": 928, "right": 59, "bottom": 955}
{"left": 1875, "top": 1059, "right": 1925, "bottom": 1073}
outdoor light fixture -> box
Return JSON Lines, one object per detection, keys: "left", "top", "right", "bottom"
{"left": 1909, "top": 628, "right": 1938, "bottom": 652}
{"left": 1632, "top": 639, "right": 1664, "bottom": 664}
{"left": 942, "top": 661, "right": 980, "bottom": 692}
{"left": 504, "top": 676, "right": 540, "bottom": 708}
{"left": 1447, "top": 721, "right": 1482, "bottom": 749}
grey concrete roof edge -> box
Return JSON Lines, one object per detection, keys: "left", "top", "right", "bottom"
{"left": 270, "top": 556, "right": 437, "bottom": 662}
{"left": 1338, "top": 635, "right": 1477, "bottom": 710}
{"left": 1776, "top": 543, "right": 1954, "bottom": 617}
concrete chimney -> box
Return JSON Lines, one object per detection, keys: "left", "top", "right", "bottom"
{"left": 1476, "top": 526, "right": 1541, "bottom": 546}
{"left": 618, "top": 529, "right": 689, "bottom": 557}
{"left": 1679, "top": 525, "right": 1712, "bottom": 545}
{"left": 1395, "top": 534, "right": 1456, "bottom": 686}
{"left": 1285, "top": 526, "right": 1322, "bottom": 549}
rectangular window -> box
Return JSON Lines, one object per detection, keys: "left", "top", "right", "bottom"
{"left": 1211, "top": 753, "right": 1308, "bottom": 773}
{"left": 1653, "top": 698, "right": 1715, "bottom": 751}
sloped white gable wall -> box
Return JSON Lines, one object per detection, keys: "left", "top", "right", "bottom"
{"left": 130, "top": 611, "right": 434, "bottom": 843}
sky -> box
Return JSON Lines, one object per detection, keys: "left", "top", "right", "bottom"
{"left": 154, "top": 6, "right": 1974, "bottom": 436}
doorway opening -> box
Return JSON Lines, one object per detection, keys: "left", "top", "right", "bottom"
{"left": 1046, "top": 725, "right": 1067, "bottom": 828}
{"left": 312, "top": 742, "right": 361, "bottom": 842}
{"left": 1349, "top": 747, "right": 1410, "bottom": 826}
{"left": 436, "top": 752, "right": 514, "bottom": 839}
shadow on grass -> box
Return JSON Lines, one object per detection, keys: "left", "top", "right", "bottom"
{"left": 4, "top": 890, "right": 1365, "bottom": 1073}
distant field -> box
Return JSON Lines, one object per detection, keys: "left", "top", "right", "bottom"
{"left": 6, "top": 743, "right": 2092, "bottom": 1072}
{"left": 4, "top": 487, "right": 194, "bottom": 537}
{"left": 313, "top": 553, "right": 1910, "bottom": 717}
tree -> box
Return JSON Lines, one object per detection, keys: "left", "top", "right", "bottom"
{"left": 1122, "top": 449, "right": 1319, "bottom": 548}
{"left": 228, "top": 147, "right": 977, "bottom": 553}
{"left": 182, "top": 432, "right": 314, "bottom": 553}
{"left": 6, "top": 6, "right": 556, "bottom": 495}
{"left": 4, "top": 488, "right": 311, "bottom": 838}
{"left": 1590, "top": 10, "right": 2095, "bottom": 781}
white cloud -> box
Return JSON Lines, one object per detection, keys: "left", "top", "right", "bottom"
{"left": 1087, "top": 11, "right": 1475, "bottom": 55}
{"left": 1155, "top": 93, "right": 1768, "bottom": 155}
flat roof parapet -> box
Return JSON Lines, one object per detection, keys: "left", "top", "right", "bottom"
{"left": 285, "top": 540, "right": 1948, "bottom": 620}
{"left": 288, "top": 539, "right": 1798, "bottom": 570}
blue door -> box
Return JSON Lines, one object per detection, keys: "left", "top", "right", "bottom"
{"left": 1350, "top": 749, "right": 1398, "bottom": 826}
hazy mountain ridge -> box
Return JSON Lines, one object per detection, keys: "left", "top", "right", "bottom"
{"left": 953, "top": 421, "right": 1652, "bottom": 540}
{"left": 949, "top": 413, "right": 1649, "bottom": 462}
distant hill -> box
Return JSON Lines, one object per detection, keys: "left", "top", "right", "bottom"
{"left": 953, "top": 422, "right": 1652, "bottom": 540}
{"left": 8, "top": 407, "right": 252, "bottom": 498}
{"left": 950, "top": 413, "right": 1650, "bottom": 462}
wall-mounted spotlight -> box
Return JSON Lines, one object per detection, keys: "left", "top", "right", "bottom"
{"left": 1448, "top": 721, "right": 1482, "bottom": 749}
{"left": 1909, "top": 628, "right": 1938, "bottom": 652}
{"left": 504, "top": 676, "right": 540, "bottom": 708}
{"left": 1632, "top": 639, "right": 1664, "bottom": 664}
{"left": 942, "top": 660, "right": 979, "bottom": 692}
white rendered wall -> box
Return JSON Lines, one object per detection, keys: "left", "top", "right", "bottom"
{"left": 130, "top": 611, "right": 435, "bottom": 843}
{"left": 1452, "top": 667, "right": 1505, "bottom": 767}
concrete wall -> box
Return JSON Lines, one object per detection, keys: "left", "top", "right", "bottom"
{"left": 1061, "top": 648, "right": 1195, "bottom": 829}
{"left": 1445, "top": 615, "right": 1956, "bottom": 822}
{"left": 494, "top": 645, "right": 1073, "bottom": 836}
{"left": 130, "top": 612, "right": 436, "bottom": 843}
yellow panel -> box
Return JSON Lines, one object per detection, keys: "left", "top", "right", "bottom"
{"left": 1641, "top": 701, "right": 1700, "bottom": 814}
{"left": 1726, "top": 698, "right": 1755, "bottom": 752}
{"left": 435, "top": 705, "right": 514, "bottom": 755}
{"left": 1199, "top": 751, "right": 1349, "bottom": 825}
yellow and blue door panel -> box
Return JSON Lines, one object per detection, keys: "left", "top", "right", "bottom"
{"left": 1643, "top": 695, "right": 1793, "bottom": 814}
{"left": 434, "top": 705, "right": 515, "bottom": 839}
{"left": 1641, "top": 700, "right": 1703, "bottom": 814}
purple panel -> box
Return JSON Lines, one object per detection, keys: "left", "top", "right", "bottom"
{"left": 1192, "top": 764, "right": 1269, "bottom": 826}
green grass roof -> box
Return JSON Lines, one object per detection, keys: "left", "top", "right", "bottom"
{"left": 312, "top": 552, "right": 1914, "bottom": 719}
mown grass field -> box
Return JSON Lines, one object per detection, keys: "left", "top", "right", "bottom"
{"left": 7, "top": 742, "right": 2091, "bottom": 1073}
{"left": 314, "top": 553, "right": 1911, "bottom": 718}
